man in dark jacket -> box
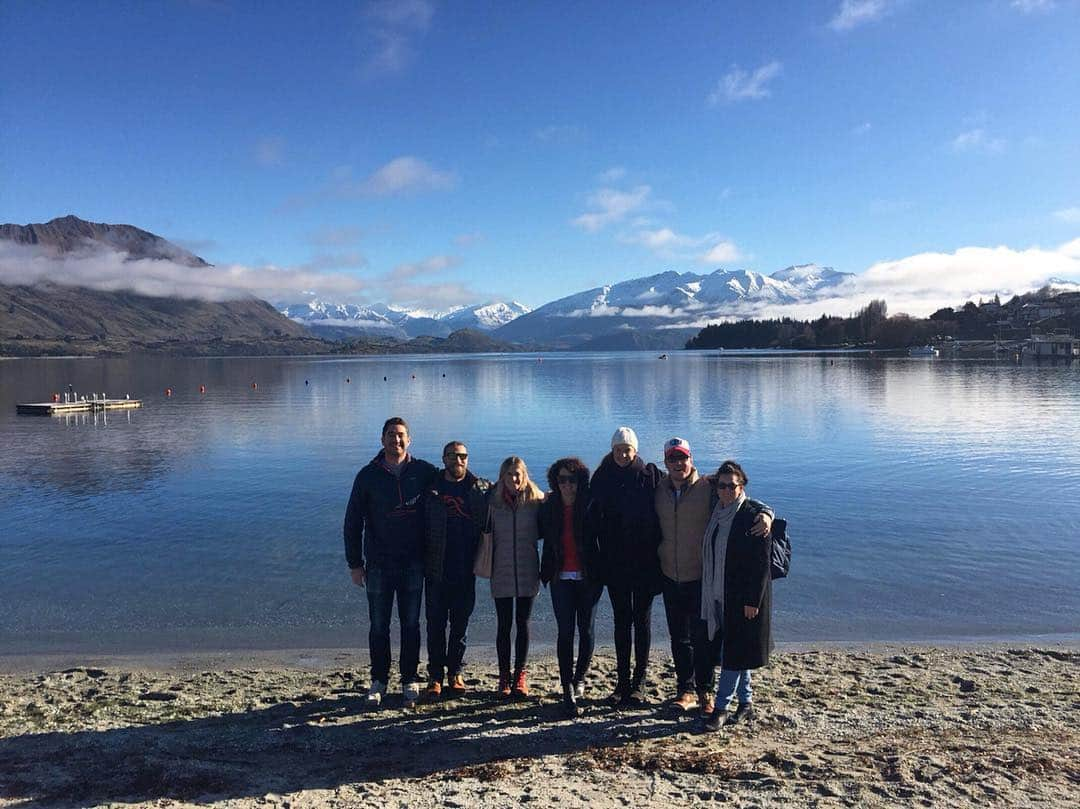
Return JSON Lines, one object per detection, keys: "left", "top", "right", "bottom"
{"left": 344, "top": 416, "right": 438, "bottom": 708}
{"left": 421, "top": 441, "right": 491, "bottom": 699}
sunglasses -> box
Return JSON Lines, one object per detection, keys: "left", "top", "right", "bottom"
{"left": 715, "top": 481, "right": 741, "bottom": 490}
{"left": 665, "top": 455, "right": 689, "bottom": 464}
{"left": 445, "top": 452, "right": 468, "bottom": 460}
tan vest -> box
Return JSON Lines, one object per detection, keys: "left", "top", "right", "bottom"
{"left": 655, "top": 469, "right": 713, "bottom": 583}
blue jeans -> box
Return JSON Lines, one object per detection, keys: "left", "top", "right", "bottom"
{"left": 715, "top": 668, "right": 753, "bottom": 707}
{"left": 550, "top": 578, "right": 603, "bottom": 686}
{"left": 366, "top": 564, "right": 424, "bottom": 685}
{"left": 425, "top": 575, "right": 476, "bottom": 682}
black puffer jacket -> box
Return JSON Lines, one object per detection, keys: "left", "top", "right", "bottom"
{"left": 539, "top": 492, "right": 598, "bottom": 585}
{"left": 587, "top": 454, "right": 663, "bottom": 592}
{"left": 343, "top": 452, "right": 439, "bottom": 571}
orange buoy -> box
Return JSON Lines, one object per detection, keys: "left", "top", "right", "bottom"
{"left": 52, "top": 392, "right": 60, "bottom": 402}
{"left": 252, "top": 382, "right": 258, "bottom": 389}
{"left": 199, "top": 385, "right": 206, "bottom": 394}
{"left": 165, "top": 388, "right": 172, "bottom": 396}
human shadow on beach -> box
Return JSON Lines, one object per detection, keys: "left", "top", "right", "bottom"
{"left": 0, "top": 689, "right": 701, "bottom": 807}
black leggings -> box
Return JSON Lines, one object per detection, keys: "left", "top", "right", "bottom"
{"left": 608, "top": 583, "right": 655, "bottom": 687}
{"left": 494, "top": 596, "right": 534, "bottom": 673}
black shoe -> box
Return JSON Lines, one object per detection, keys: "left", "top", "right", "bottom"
{"left": 625, "top": 681, "right": 646, "bottom": 706}
{"left": 607, "top": 683, "right": 629, "bottom": 706}
{"left": 562, "top": 685, "right": 580, "bottom": 718}
{"left": 703, "top": 708, "right": 727, "bottom": 732}
{"left": 729, "top": 702, "right": 755, "bottom": 724}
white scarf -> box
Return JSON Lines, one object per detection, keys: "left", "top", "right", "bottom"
{"left": 700, "top": 493, "right": 745, "bottom": 641}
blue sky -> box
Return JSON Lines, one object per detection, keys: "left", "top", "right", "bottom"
{"left": 2, "top": 0, "right": 1080, "bottom": 314}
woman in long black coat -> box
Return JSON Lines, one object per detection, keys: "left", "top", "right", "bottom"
{"left": 699, "top": 459, "right": 773, "bottom": 731}
{"left": 588, "top": 427, "right": 664, "bottom": 705}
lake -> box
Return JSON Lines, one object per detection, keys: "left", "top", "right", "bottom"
{"left": 2, "top": 351, "right": 1078, "bottom": 656}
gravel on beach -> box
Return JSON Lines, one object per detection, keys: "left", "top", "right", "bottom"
{"left": 1, "top": 645, "right": 1077, "bottom": 808}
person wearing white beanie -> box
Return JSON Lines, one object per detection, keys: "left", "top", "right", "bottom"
{"left": 589, "top": 425, "right": 663, "bottom": 705}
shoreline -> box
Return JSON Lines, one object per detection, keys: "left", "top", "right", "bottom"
{"left": 1, "top": 645, "right": 1077, "bottom": 807}
{"left": 2, "top": 634, "right": 1078, "bottom": 675}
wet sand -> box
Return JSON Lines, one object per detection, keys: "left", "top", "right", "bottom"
{"left": 1, "top": 645, "right": 1077, "bottom": 807}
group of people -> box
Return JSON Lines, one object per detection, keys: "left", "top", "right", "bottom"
{"left": 343, "top": 416, "right": 777, "bottom": 731}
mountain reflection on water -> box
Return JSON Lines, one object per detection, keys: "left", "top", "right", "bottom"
{"left": 1, "top": 352, "right": 1078, "bottom": 655}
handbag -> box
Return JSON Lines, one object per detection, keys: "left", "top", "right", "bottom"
{"left": 473, "top": 505, "right": 494, "bottom": 578}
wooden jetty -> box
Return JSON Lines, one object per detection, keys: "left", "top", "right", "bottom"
{"left": 16, "top": 397, "right": 143, "bottom": 416}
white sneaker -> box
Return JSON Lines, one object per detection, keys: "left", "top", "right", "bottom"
{"left": 402, "top": 681, "right": 421, "bottom": 707}
{"left": 365, "top": 680, "right": 386, "bottom": 707}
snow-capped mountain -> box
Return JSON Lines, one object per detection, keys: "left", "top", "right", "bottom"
{"left": 278, "top": 298, "right": 530, "bottom": 339}
{"left": 441, "top": 301, "right": 531, "bottom": 331}
{"left": 494, "top": 265, "right": 854, "bottom": 348}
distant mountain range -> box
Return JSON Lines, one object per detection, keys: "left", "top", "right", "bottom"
{"left": 491, "top": 266, "right": 855, "bottom": 348}
{"left": 0, "top": 215, "right": 864, "bottom": 353}
{"left": 279, "top": 298, "right": 531, "bottom": 340}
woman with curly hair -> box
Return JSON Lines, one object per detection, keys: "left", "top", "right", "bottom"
{"left": 540, "top": 456, "right": 601, "bottom": 717}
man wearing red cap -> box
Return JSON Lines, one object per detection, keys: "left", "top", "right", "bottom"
{"left": 655, "top": 437, "right": 771, "bottom": 716}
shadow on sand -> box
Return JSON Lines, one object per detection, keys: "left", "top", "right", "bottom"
{"left": 0, "top": 689, "right": 698, "bottom": 806}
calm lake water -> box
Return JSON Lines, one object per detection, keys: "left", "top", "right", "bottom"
{"left": 1, "top": 351, "right": 1078, "bottom": 656}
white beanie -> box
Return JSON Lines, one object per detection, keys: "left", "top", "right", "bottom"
{"left": 611, "top": 426, "right": 639, "bottom": 450}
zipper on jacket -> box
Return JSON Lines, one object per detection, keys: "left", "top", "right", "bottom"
{"left": 512, "top": 505, "right": 519, "bottom": 596}
{"left": 673, "top": 486, "right": 680, "bottom": 581}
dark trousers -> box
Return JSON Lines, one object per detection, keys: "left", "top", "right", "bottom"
{"left": 366, "top": 564, "right": 424, "bottom": 685}
{"left": 549, "top": 578, "right": 603, "bottom": 686}
{"left": 494, "top": 596, "right": 534, "bottom": 674}
{"left": 661, "top": 575, "right": 717, "bottom": 695}
{"left": 608, "top": 582, "right": 655, "bottom": 687}
{"left": 425, "top": 575, "right": 476, "bottom": 682}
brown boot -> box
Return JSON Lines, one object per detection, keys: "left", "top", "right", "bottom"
{"left": 672, "top": 691, "right": 698, "bottom": 712}
{"left": 449, "top": 673, "right": 467, "bottom": 694}
{"left": 497, "top": 671, "right": 512, "bottom": 698}
{"left": 512, "top": 668, "right": 529, "bottom": 698}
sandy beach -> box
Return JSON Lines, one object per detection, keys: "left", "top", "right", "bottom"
{"left": 1, "top": 644, "right": 1077, "bottom": 808}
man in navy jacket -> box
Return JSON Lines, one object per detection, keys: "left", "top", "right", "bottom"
{"left": 344, "top": 416, "right": 438, "bottom": 707}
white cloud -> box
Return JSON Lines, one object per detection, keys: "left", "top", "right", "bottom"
{"left": 454, "top": 232, "right": 483, "bottom": 247}
{"left": 950, "top": 128, "right": 1006, "bottom": 154}
{"left": 828, "top": 0, "right": 893, "bottom": 32}
{"left": 296, "top": 252, "right": 368, "bottom": 272}
{"left": 599, "top": 166, "right": 627, "bottom": 183}
{"left": 535, "top": 124, "right": 587, "bottom": 144}
{"left": 709, "top": 61, "right": 782, "bottom": 104}
{"left": 335, "top": 156, "right": 457, "bottom": 197}
{"left": 1011, "top": 0, "right": 1055, "bottom": 12}
{"left": 756, "top": 240, "right": 1080, "bottom": 320}
{"left": 1053, "top": 207, "right": 1080, "bottom": 224}
{"left": 701, "top": 241, "right": 743, "bottom": 264}
{"left": 308, "top": 225, "right": 364, "bottom": 247}
{"left": 852, "top": 122, "right": 873, "bottom": 136}
{"left": 0, "top": 241, "right": 367, "bottom": 302}
{"left": 254, "top": 137, "right": 285, "bottom": 167}
{"left": 362, "top": 0, "right": 434, "bottom": 75}
{"left": 622, "top": 228, "right": 692, "bottom": 251}
{"left": 573, "top": 185, "right": 652, "bottom": 232}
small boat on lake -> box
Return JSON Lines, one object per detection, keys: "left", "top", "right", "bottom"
{"left": 908, "top": 345, "right": 939, "bottom": 357}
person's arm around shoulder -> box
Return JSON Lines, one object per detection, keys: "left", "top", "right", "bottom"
{"left": 344, "top": 470, "right": 368, "bottom": 586}
{"left": 743, "top": 495, "right": 773, "bottom": 537}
